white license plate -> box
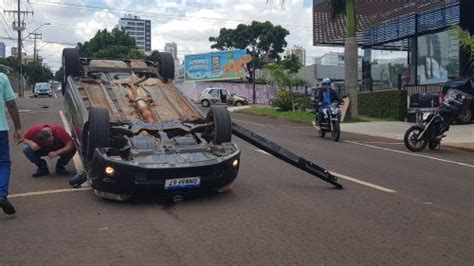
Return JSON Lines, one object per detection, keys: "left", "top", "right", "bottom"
{"left": 164, "top": 177, "right": 200, "bottom": 190}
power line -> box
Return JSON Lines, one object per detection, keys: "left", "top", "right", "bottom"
{"left": 31, "top": 0, "right": 313, "bottom": 31}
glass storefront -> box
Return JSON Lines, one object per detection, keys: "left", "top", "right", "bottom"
{"left": 417, "top": 29, "right": 460, "bottom": 84}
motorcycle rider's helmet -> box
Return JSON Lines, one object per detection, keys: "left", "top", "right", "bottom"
{"left": 322, "top": 78, "right": 332, "bottom": 86}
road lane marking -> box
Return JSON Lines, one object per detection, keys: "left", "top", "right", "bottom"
{"left": 332, "top": 172, "right": 397, "bottom": 193}
{"left": 59, "top": 111, "right": 84, "bottom": 172}
{"left": 233, "top": 119, "right": 312, "bottom": 129}
{"left": 344, "top": 140, "right": 474, "bottom": 169}
{"left": 353, "top": 141, "right": 404, "bottom": 145}
{"left": 255, "top": 149, "right": 271, "bottom": 155}
{"left": 9, "top": 188, "right": 92, "bottom": 198}
{"left": 252, "top": 148, "right": 397, "bottom": 193}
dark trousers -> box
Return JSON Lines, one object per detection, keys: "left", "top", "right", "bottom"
{"left": 22, "top": 144, "right": 74, "bottom": 169}
{"left": 0, "top": 131, "right": 11, "bottom": 198}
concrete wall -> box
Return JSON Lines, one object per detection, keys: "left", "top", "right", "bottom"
{"left": 175, "top": 81, "right": 278, "bottom": 104}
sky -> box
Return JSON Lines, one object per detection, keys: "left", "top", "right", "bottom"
{"left": 1, "top": 0, "right": 347, "bottom": 72}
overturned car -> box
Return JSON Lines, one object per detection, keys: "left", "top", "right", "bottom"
{"left": 62, "top": 49, "right": 240, "bottom": 200}
{"left": 62, "top": 48, "right": 342, "bottom": 201}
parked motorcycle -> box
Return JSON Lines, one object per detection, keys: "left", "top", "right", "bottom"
{"left": 315, "top": 102, "right": 342, "bottom": 142}
{"left": 404, "top": 89, "right": 472, "bottom": 152}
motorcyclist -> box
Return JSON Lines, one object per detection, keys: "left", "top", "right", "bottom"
{"left": 313, "top": 78, "right": 342, "bottom": 128}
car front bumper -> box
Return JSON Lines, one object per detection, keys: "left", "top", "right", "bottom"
{"left": 87, "top": 149, "right": 241, "bottom": 199}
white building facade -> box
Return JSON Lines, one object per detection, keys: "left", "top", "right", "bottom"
{"left": 119, "top": 14, "right": 151, "bottom": 52}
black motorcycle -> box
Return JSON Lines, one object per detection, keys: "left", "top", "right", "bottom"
{"left": 404, "top": 89, "right": 472, "bottom": 152}
{"left": 314, "top": 102, "right": 341, "bottom": 142}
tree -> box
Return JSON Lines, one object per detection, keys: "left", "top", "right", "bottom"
{"left": 77, "top": 28, "right": 144, "bottom": 59}
{"left": 23, "top": 63, "right": 53, "bottom": 85}
{"left": 54, "top": 67, "right": 64, "bottom": 82}
{"left": 280, "top": 53, "right": 303, "bottom": 74}
{"left": 456, "top": 26, "right": 474, "bottom": 74}
{"left": 209, "top": 21, "right": 290, "bottom": 103}
{"left": 268, "top": 0, "right": 359, "bottom": 118}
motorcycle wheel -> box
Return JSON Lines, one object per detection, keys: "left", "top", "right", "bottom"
{"left": 331, "top": 121, "right": 340, "bottom": 142}
{"left": 404, "top": 125, "right": 428, "bottom": 152}
{"left": 428, "top": 141, "right": 439, "bottom": 150}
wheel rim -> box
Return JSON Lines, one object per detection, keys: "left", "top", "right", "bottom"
{"left": 236, "top": 102, "right": 242, "bottom": 106}
{"left": 407, "top": 128, "right": 424, "bottom": 149}
{"left": 459, "top": 109, "right": 472, "bottom": 122}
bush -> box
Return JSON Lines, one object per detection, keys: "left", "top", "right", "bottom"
{"left": 271, "top": 91, "right": 293, "bottom": 111}
{"left": 358, "top": 89, "right": 407, "bottom": 121}
{"left": 294, "top": 94, "right": 314, "bottom": 112}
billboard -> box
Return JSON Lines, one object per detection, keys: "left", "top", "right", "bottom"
{"left": 184, "top": 49, "right": 252, "bottom": 81}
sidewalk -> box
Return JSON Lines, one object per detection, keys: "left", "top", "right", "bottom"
{"left": 341, "top": 121, "right": 474, "bottom": 151}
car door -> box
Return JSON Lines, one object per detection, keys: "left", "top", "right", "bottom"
{"left": 208, "top": 89, "right": 221, "bottom": 104}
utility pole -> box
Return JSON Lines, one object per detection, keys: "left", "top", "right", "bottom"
{"left": 4, "top": 0, "right": 33, "bottom": 97}
{"left": 30, "top": 32, "right": 42, "bottom": 64}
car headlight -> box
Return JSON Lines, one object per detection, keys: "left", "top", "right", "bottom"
{"left": 105, "top": 166, "right": 115, "bottom": 176}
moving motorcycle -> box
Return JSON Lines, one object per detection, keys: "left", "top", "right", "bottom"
{"left": 314, "top": 102, "right": 342, "bottom": 142}
{"left": 404, "top": 89, "right": 472, "bottom": 152}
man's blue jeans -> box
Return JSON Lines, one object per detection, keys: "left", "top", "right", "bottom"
{"left": 22, "top": 144, "right": 74, "bottom": 169}
{"left": 0, "top": 131, "right": 11, "bottom": 198}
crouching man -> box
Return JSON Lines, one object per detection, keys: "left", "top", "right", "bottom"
{"left": 22, "top": 124, "right": 76, "bottom": 177}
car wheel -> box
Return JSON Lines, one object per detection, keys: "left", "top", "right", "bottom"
{"left": 62, "top": 48, "right": 81, "bottom": 94}
{"left": 157, "top": 52, "right": 175, "bottom": 80}
{"left": 207, "top": 106, "right": 232, "bottom": 144}
{"left": 201, "top": 99, "right": 210, "bottom": 107}
{"left": 86, "top": 108, "right": 110, "bottom": 161}
{"left": 235, "top": 101, "right": 243, "bottom": 106}
{"left": 457, "top": 109, "right": 472, "bottom": 124}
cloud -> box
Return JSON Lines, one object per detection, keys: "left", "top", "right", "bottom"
{"left": 2, "top": 0, "right": 341, "bottom": 72}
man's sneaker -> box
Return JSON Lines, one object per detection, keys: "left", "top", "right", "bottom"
{"left": 56, "top": 165, "right": 70, "bottom": 175}
{"left": 0, "top": 197, "right": 16, "bottom": 215}
{"left": 32, "top": 167, "right": 50, "bottom": 177}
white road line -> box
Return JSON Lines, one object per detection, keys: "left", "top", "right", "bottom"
{"left": 59, "top": 111, "right": 84, "bottom": 172}
{"left": 332, "top": 172, "right": 397, "bottom": 193}
{"left": 233, "top": 119, "right": 312, "bottom": 129}
{"left": 252, "top": 148, "right": 397, "bottom": 193}
{"left": 344, "top": 140, "right": 474, "bottom": 169}
{"left": 255, "top": 149, "right": 271, "bottom": 155}
{"left": 353, "top": 141, "right": 404, "bottom": 145}
{"left": 9, "top": 188, "right": 92, "bottom": 198}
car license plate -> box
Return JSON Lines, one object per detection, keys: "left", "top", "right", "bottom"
{"left": 164, "top": 177, "right": 200, "bottom": 190}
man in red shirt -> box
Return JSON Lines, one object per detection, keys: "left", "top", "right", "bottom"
{"left": 22, "top": 124, "right": 76, "bottom": 177}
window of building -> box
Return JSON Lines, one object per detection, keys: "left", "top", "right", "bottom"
{"left": 417, "top": 29, "right": 459, "bottom": 84}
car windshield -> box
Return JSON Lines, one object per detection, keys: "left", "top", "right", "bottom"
{"left": 35, "top": 84, "right": 50, "bottom": 90}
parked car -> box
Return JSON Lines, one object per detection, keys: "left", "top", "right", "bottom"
{"left": 34, "top": 82, "right": 52, "bottom": 97}
{"left": 439, "top": 76, "right": 474, "bottom": 123}
{"left": 62, "top": 48, "right": 240, "bottom": 201}
{"left": 199, "top": 88, "right": 248, "bottom": 107}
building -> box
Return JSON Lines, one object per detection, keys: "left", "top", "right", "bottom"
{"left": 11, "top": 47, "right": 18, "bottom": 57}
{"left": 286, "top": 45, "right": 307, "bottom": 65}
{"left": 119, "top": 14, "right": 151, "bottom": 52}
{"left": 0, "top": 42, "right": 5, "bottom": 58}
{"left": 164, "top": 42, "right": 177, "bottom": 60}
{"left": 313, "top": 0, "right": 473, "bottom": 90}
{"left": 164, "top": 42, "right": 179, "bottom": 65}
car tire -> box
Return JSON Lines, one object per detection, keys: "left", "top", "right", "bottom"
{"left": 201, "top": 99, "right": 210, "bottom": 107}
{"left": 457, "top": 109, "right": 472, "bottom": 124}
{"left": 207, "top": 106, "right": 232, "bottom": 144}
{"left": 235, "top": 101, "right": 243, "bottom": 106}
{"left": 157, "top": 52, "right": 175, "bottom": 80}
{"left": 62, "top": 48, "right": 81, "bottom": 94}
{"left": 86, "top": 108, "right": 110, "bottom": 161}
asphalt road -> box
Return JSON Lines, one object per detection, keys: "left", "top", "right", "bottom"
{"left": 1, "top": 94, "right": 473, "bottom": 265}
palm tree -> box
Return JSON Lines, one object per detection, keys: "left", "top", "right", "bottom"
{"left": 268, "top": 0, "right": 359, "bottom": 118}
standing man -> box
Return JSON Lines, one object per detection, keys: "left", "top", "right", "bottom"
{"left": 0, "top": 73, "right": 22, "bottom": 215}
{"left": 22, "top": 124, "right": 76, "bottom": 177}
